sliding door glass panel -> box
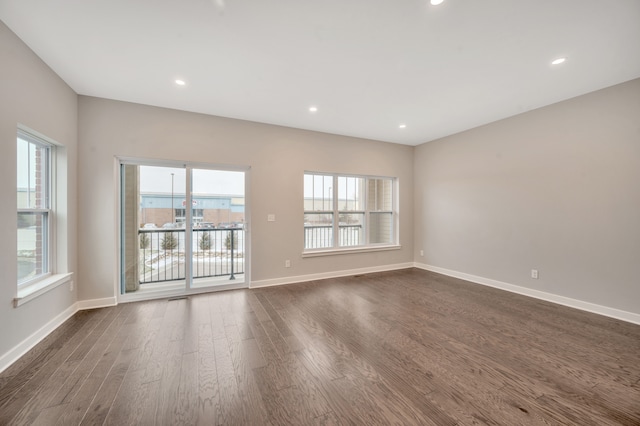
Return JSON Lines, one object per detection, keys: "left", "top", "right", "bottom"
{"left": 121, "top": 164, "right": 186, "bottom": 293}
{"left": 191, "top": 168, "right": 245, "bottom": 288}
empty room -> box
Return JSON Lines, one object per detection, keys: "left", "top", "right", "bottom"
{"left": 1, "top": 0, "right": 639, "bottom": 424}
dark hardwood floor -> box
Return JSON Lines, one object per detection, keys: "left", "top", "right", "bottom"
{"left": 1, "top": 268, "right": 639, "bottom": 425}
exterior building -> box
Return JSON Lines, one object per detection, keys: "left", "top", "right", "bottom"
{"left": 140, "top": 193, "right": 245, "bottom": 228}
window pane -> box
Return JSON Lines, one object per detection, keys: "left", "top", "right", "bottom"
{"left": 191, "top": 168, "right": 246, "bottom": 287}
{"left": 368, "top": 178, "right": 392, "bottom": 211}
{"left": 338, "top": 176, "right": 364, "bottom": 211}
{"left": 17, "top": 137, "right": 49, "bottom": 210}
{"left": 17, "top": 211, "right": 48, "bottom": 283}
{"left": 339, "top": 213, "right": 364, "bottom": 246}
{"left": 304, "top": 173, "right": 333, "bottom": 211}
{"left": 304, "top": 213, "right": 334, "bottom": 249}
{"left": 369, "top": 212, "right": 393, "bottom": 244}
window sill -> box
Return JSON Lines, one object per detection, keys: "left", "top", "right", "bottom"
{"left": 14, "top": 273, "right": 73, "bottom": 307}
{"left": 302, "top": 244, "right": 401, "bottom": 258}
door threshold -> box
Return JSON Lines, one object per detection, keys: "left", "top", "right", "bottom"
{"left": 118, "top": 276, "right": 247, "bottom": 303}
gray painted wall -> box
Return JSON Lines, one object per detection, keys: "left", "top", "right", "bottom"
{"left": 77, "top": 97, "right": 415, "bottom": 301}
{"left": 414, "top": 78, "right": 640, "bottom": 314}
{"left": 0, "top": 21, "right": 78, "bottom": 359}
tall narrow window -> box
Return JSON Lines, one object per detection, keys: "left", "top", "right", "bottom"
{"left": 17, "top": 131, "right": 52, "bottom": 285}
{"left": 304, "top": 172, "right": 397, "bottom": 251}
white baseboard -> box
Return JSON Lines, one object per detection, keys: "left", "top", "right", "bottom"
{"left": 77, "top": 297, "right": 117, "bottom": 310}
{"left": 250, "top": 262, "right": 415, "bottom": 289}
{"left": 414, "top": 262, "right": 640, "bottom": 326}
{"left": 0, "top": 302, "right": 78, "bottom": 374}
{"left": 0, "top": 296, "right": 117, "bottom": 374}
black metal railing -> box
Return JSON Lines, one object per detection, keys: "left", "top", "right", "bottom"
{"left": 138, "top": 228, "right": 244, "bottom": 284}
{"left": 304, "top": 224, "right": 362, "bottom": 249}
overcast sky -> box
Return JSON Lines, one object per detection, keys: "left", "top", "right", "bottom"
{"left": 17, "top": 138, "right": 35, "bottom": 189}
{"left": 140, "top": 166, "right": 244, "bottom": 196}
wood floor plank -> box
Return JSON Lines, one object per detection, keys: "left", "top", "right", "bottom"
{"left": 275, "top": 287, "right": 455, "bottom": 426}
{"left": 224, "top": 324, "right": 270, "bottom": 425}
{"left": 0, "top": 310, "right": 98, "bottom": 390}
{"left": 29, "top": 401, "right": 70, "bottom": 426}
{"left": 79, "top": 347, "right": 137, "bottom": 426}
{"left": 2, "top": 309, "right": 110, "bottom": 425}
{"left": 211, "top": 335, "right": 244, "bottom": 425}
{"left": 102, "top": 367, "right": 152, "bottom": 426}
{"left": 244, "top": 311, "right": 294, "bottom": 391}
{"left": 141, "top": 300, "right": 182, "bottom": 384}
{"left": 172, "top": 351, "right": 199, "bottom": 425}
{"left": 51, "top": 306, "right": 132, "bottom": 404}
{"left": 2, "top": 268, "right": 639, "bottom": 425}
{"left": 0, "top": 312, "right": 90, "bottom": 413}
{"left": 53, "top": 306, "right": 136, "bottom": 425}
{"left": 153, "top": 340, "right": 183, "bottom": 425}
{"left": 195, "top": 323, "right": 220, "bottom": 425}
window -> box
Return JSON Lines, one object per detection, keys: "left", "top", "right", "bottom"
{"left": 17, "top": 130, "right": 52, "bottom": 285}
{"left": 304, "top": 172, "right": 397, "bottom": 251}
{"left": 175, "top": 208, "right": 204, "bottom": 223}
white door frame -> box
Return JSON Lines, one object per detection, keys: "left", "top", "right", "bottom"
{"left": 115, "top": 156, "right": 251, "bottom": 304}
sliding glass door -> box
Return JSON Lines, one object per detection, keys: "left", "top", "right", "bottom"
{"left": 120, "top": 160, "right": 248, "bottom": 299}
{"left": 190, "top": 168, "right": 246, "bottom": 288}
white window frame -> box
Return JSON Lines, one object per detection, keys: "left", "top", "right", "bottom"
{"left": 17, "top": 130, "right": 53, "bottom": 286}
{"left": 15, "top": 127, "right": 72, "bottom": 307}
{"left": 303, "top": 172, "right": 400, "bottom": 256}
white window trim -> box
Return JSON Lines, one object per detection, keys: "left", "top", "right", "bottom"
{"left": 303, "top": 172, "right": 398, "bottom": 254}
{"left": 14, "top": 273, "right": 73, "bottom": 307}
{"left": 16, "top": 125, "right": 66, "bottom": 307}
{"left": 17, "top": 131, "right": 55, "bottom": 284}
{"left": 302, "top": 244, "right": 401, "bottom": 258}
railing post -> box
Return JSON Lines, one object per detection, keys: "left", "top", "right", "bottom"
{"left": 229, "top": 229, "right": 236, "bottom": 280}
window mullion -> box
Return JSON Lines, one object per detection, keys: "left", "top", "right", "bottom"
{"left": 185, "top": 167, "right": 193, "bottom": 289}
{"left": 331, "top": 176, "right": 340, "bottom": 248}
{"left": 364, "top": 178, "right": 369, "bottom": 246}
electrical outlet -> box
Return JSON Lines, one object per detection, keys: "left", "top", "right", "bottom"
{"left": 531, "top": 269, "right": 539, "bottom": 279}
{"left": 420, "top": 250, "right": 424, "bottom": 256}
{"left": 267, "top": 214, "right": 276, "bottom": 222}
{"left": 69, "top": 280, "right": 74, "bottom": 292}
{"left": 285, "top": 259, "right": 291, "bottom": 268}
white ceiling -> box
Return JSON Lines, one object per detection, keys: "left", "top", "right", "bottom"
{"left": 1, "top": 0, "right": 639, "bottom": 146}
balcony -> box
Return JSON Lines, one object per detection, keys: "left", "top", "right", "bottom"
{"left": 138, "top": 224, "right": 362, "bottom": 285}
{"left": 138, "top": 228, "right": 244, "bottom": 284}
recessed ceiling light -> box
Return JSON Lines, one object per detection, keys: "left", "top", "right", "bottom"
{"left": 399, "top": 124, "right": 407, "bottom": 129}
{"left": 551, "top": 57, "right": 566, "bottom": 65}
{"left": 175, "top": 79, "right": 186, "bottom": 86}
{"left": 430, "top": 0, "right": 444, "bottom": 5}
{"left": 309, "top": 106, "right": 318, "bottom": 113}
